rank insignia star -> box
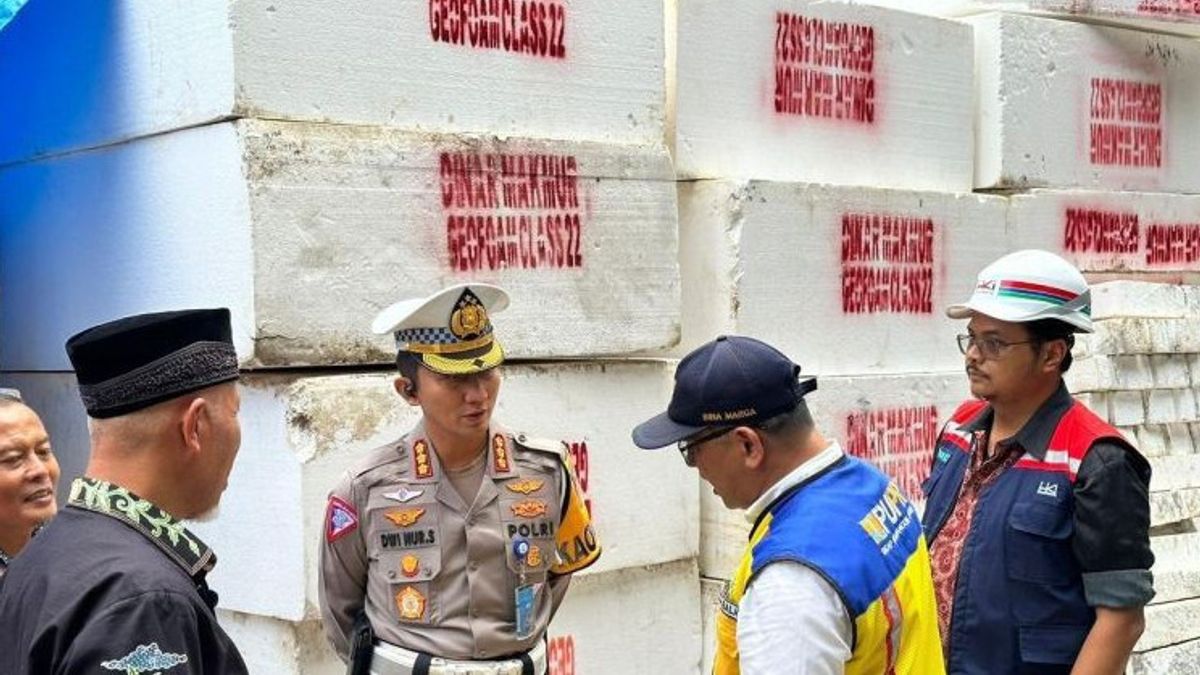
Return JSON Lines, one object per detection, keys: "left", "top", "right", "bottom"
{"left": 492, "top": 434, "right": 512, "bottom": 473}
{"left": 413, "top": 440, "right": 434, "bottom": 479}
{"left": 397, "top": 586, "right": 427, "bottom": 621}
{"left": 511, "top": 498, "right": 548, "bottom": 519}
{"left": 507, "top": 478, "right": 544, "bottom": 495}
{"left": 385, "top": 508, "right": 426, "bottom": 527}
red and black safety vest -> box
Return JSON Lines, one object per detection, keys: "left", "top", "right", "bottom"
{"left": 921, "top": 398, "right": 1131, "bottom": 674}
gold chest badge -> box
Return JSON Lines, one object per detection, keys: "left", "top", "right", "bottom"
{"left": 511, "top": 498, "right": 548, "bottom": 519}
{"left": 526, "top": 545, "right": 543, "bottom": 567}
{"left": 401, "top": 555, "right": 420, "bottom": 578}
{"left": 507, "top": 478, "right": 544, "bottom": 495}
{"left": 396, "top": 586, "right": 427, "bottom": 621}
{"left": 384, "top": 508, "right": 426, "bottom": 527}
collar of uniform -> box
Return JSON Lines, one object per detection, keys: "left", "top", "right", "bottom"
{"left": 960, "top": 381, "right": 1074, "bottom": 461}
{"left": 66, "top": 476, "right": 216, "bottom": 579}
{"left": 745, "top": 441, "right": 844, "bottom": 524}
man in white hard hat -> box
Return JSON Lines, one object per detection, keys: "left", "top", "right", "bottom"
{"left": 922, "top": 250, "right": 1153, "bottom": 675}
{"left": 318, "top": 284, "right": 599, "bottom": 675}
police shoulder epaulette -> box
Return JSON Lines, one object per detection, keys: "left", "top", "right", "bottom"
{"left": 513, "top": 432, "right": 567, "bottom": 458}
{"left": 350, "top": 441, "right": 408, "bottom": 480}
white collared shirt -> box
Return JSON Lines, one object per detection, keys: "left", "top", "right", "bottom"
{"left": 737, "top": 442, "right": 853, "bottom": 675}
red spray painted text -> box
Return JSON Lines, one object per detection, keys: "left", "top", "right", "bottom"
{"left": 841, "top": 213, "right": 934, "bottom": 314}
{"left": 845, "top": 405, "right": 938, "bottom": 503}
{"left": 1090, "top": 78, "right": 1163, "bottom": 168}
{"left": 1062, "top": 207, "right": 1200, "bottom": 267}
{"left": 441, "top": 152, "right": 583, "bottom": 271}
{"left": 548, "top": 635, "right": 576, "bottom": 675}
{"left": 1137, "top": 0, "right": 1200, "bottom": 17}
{"left": 567, "top": 440, "right": 592, "bottom": 516}
{"left": 774, "top": 13, "right": 876, "bottom": 123}
{"left": 429, "top": 0, "right": 567, "bottom": 59}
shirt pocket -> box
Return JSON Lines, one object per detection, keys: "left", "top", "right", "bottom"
{"left": 1005, "top": 500, "right": 1076, "bottom": 585}
{"left": 380, "top": 548, "right": 443, "bottom": 625}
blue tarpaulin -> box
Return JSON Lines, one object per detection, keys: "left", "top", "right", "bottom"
{"left": 0, "top": 0, "right": 29, "bottom": 33}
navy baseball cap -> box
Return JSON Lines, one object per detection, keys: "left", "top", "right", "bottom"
{"left": 631, "top": 335, "right": 817, "bottom": 449}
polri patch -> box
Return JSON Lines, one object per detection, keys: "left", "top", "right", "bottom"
{"left": 326, "top": 496, "right": 359, "bottom": 543}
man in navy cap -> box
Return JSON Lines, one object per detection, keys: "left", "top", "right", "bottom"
{"left": 0, "top": 309, "right": 249, "bottom": 675}
{"left": 632, "top": 335, "right": 944, "bottom": 675}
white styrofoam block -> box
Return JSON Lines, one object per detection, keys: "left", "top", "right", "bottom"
{"left": 0, "top": 120, "right": 679, "bottom": 370}
{"left": 678, "top": 181, "right": 1008, "bottom": 375}
{"left": 1146, "top": 389, "right": 1179, "bottom": 425}
{"left": 1141, "top": 597, "right": 1200, "bottom": 652}
{"left": 1110, "top": 390, "right": 1147, "bottom": 427}
{"left": 971, "top": 13, "right": 1200, "bottom": 192}
{"left": 700, "top": 577, "right": 722, "bottom": 675}
{"left": 1093, "top": 282, "right": 1189, "bottom": 320}
{"left": 1149, "top": 532, "right": 1200, "bottom": 605}
{"left": 6, "top": 361, "right": 696, "bottom": 624}
{"left": 674, "top": 1, "right": 974, "bottom": 190}
{"left": 701, "top": 371, "right": 969, "bottom": 578}
{"left": 1190, "top": 355, "right": 1200, "bottom": 385}
{"left": 1151, "top": 355, "right": 1191, "bottom": 390}
{"left": 1065, "top": 354, "right": 1119, "bottom": 393}
{"left": 1130, "top": 638, "right": 1200, "bottom": 675}
{"left": 1166, "top": 423, "right": 1195, "bottom": 457}
{"left": 545, "top": 559, "right": 703, "bottom": 675}
{"left": 1149, "top": 455, "right": 1200, "bottom": 494}
{"left": 1135, "top": 424, "right": 1170, "bottom": 458}
{"left": 1152, "top": 488, "right": 1200, "bottom": 527}
{"left": 215, "top": 611, "right": 342, "bottom": 675}
{"left": 1113, "top": 355, "right": 1155, "bottom": 391}
{"left": 1009, "top": 191, "right": 1200, "bottom": 275}
{"left": 854, "top": 1, "right": 1200, "bottom": 36}
{"left": 1087, "top": 318, "right": 1200, "bottom": 356}
{"left": 0, "top": 0, "right": 664, "bottom": 163}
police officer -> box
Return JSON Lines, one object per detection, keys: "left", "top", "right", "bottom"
{"left": 0, "top": 309, "right": 249, "bottom": 675}
{"left": 0, "top": 389, "right": 59, "bottom": 579}
{"left": 319, "top": 283, "right": 599, "bottom": 675}
{"left": 632, "top": 335, "right": 944, "bottom": 674}
{"left": 924, "top": 250, "right": 1153, "bottom": 674}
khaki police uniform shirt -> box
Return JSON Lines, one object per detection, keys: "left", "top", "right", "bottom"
{"left": 319, "top": 420, "right": 599, "bottom": 662}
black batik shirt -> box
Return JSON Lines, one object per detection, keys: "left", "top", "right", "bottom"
{"left": 0, "top": 477, "right": 248, "bottom": 675}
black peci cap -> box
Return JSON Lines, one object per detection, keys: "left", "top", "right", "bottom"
{"left": 66, "top": 308, "right": 239, "bottom": 419}
{"left": 631, "top": 335, "right": 817, "bottom": 449}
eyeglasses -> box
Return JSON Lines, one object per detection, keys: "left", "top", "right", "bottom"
{"left": 0, "top": 388, "right": 22, "bottom": 402}
{"left": 956, "top": 334, "right": 1036, "bottom": 360}
{"left": 677, "top": 426, "right": 736, "bottom": 467}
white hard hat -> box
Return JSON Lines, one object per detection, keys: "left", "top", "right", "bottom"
{"left": 946, "top": 250, "right": 1092, "bottom": 333}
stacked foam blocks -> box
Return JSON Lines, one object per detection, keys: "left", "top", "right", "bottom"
{"left": 0, "top": 2, "right": 695, "bottom": 673}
